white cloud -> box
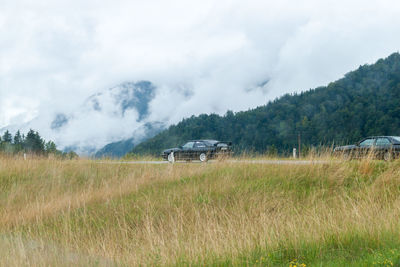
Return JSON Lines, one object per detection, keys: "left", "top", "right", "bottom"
{"left": 1, "top": 0, "right": 400, "bottom": 152}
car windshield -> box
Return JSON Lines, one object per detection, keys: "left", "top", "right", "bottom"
{"left": 182, "top": 142, "right": 194, "bottom": 149}
{"left": 359, "top": 139, "right": 374, "bottom": 146}
{"left": 391, "top": 136, "right": 400, "bottom": 143}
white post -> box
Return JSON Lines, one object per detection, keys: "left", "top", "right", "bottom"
{"left": 24, "top": 153, "right": 27, "bottom": 160}
{"left": 168, "top": 151, "right": 175, "bottom": 163}
{"left": 293, "top": 148, "right": 297, "bottom": 159}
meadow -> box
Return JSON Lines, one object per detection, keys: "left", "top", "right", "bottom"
{"left": 0, "top": 156, "right": 400, "bottom": 266}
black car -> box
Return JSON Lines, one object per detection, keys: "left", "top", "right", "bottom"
{"left": 161, "top": 140, "right": 233, "bottom": 162}
{"left": 334, "top": 136, "right": 400, "bottom": 160}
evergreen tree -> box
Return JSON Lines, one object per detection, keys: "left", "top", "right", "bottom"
{"left": 13, "top": 130, "right": 23, "bottom": 152}
{"left": 24, "top": 129, "right": 45, "bottom": 154}
{"left": 14, "top": 130, "right": 22, "bottom": 145}
{"left": 0, "top": 128, "right": 77, "bottom": 158}
{"left": 2, "top": 130, "right": 12, "bottom": 143}
{"left": 45, "top": 141, "right": 58, "bottom": 154}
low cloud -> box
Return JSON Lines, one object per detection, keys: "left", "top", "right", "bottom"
{"left": 1, "top": 0, "right": 400, "bottom": 152}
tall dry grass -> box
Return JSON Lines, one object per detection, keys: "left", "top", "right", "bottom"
{"left": 0, "top": 155, "right": 400, "bottom": 266}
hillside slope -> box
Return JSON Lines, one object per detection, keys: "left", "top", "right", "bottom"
{"left": 131, "top": 53, "right": 400, "bottom": 155}
{"left": 94, "top": 121, "right": 165, "bottom": 158}
{"left": 2, "top": 158, "right": 400, "bottom": 266}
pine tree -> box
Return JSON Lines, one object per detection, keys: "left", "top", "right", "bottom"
{"left": 0, "top": 128, "right": 74, "bottom": 158}
{"left": 24, "top": 129, "right": 44, "bottom": 154}
{"left": 45, "top": 141, "right": 57, "bottom": 154}
{"left": 2, "top": 130, "right": 12, "bottom": 143}
{"left": 14, "top": 130, "right": 22, "bottom": 144}
{"left": 13, "top": 131, "right": 23, "bottom": 152}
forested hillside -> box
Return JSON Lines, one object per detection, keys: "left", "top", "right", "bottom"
{"left": 130, "top": 53, "right": 400, "bottom": 156}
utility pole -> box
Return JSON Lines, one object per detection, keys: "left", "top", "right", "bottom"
{"left": 298, "top": 132, "right": 301, "bottom": 158}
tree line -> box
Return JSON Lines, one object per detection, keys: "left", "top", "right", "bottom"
{"left": 130, "top": 52, "right": 400, "bottom": 156}
{"left": 0, "top": 129, "right": 78, "bottom": 159}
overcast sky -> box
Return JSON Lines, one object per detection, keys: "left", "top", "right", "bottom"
{"left": 1, "top": 0, "right": 400, "bottom": 151}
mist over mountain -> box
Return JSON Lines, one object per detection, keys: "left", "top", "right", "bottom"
{"left": 1, "top": 73, "right": 269, "bottom": 156}
{"left": 5, "top": 52, "right": 400, "bottom": 157}
{"left": 1, "top": 81, "right": 163, "bottom": 155}
{"left": 94, "top": 122, "right": 164, "bottom": 158}
{"left": 130, "top": 53, "right": 400, "bottom": 156}
{"left": 3, "top": 0, "right": 400, "bottom": 158}
{"left": 50, "top": 81, "right": 156, "bottom": 131}
{"left": 51, "top": 81, "right": 162, "bottom": 154}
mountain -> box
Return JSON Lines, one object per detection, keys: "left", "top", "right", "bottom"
{"left": 94, "top": 122, "right": 164, "bottom": 158}
{"left": 49, "top": 81, "right": 161, "bottom": 155}
{"left": 94, "top": 138, "right": 135, "bottom": 158}
{"left": 130, "top": 52, "right": 400, "bottom": 156}
{"left": 51, "top": 80, "right": 156, "bottom": 131}
{"left": 2, "top": 81, "right": 162, "bottom": 155}
{"left": 85, "top": 81, "right": 156, "bottom": 122}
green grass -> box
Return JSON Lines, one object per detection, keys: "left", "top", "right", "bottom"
{"left": 1, "top": 157, "right": 400, "bottom": 266}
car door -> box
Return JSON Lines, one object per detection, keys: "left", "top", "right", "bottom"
{"left": 375, "top": 137, "right": 392, "bottom": 157}
{"left": 357, "top": 138, "right": 376, "bottom": 158}
{"left": 193, "top": 141, "right": 207, "bottom": 159}
{"left": 180, "top": 141, "right": 194, "bottom": 160}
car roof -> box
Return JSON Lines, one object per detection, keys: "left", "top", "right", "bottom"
{"left": 364, "top": 136, "right": 395, "bottom": 139}
{"left": 187, "top": 139, "right": 219, "bottom": 142}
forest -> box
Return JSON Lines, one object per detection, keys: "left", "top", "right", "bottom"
{"left": 130, "top": 52, "right": 400, "bottom": 156}
{"left": 0, "top": 129, "right": 77, "bottom": 158}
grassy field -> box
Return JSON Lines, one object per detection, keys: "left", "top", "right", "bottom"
{"left": 1, "top": 156, "right": 400, "bottom": 266}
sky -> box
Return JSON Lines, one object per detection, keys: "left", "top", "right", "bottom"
{"left": 1, "top": 0, "right": 400, "bottom": 152}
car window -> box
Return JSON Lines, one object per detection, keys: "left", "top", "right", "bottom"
{"left": 392, "top": 136, "right": 400, "bottom": 143}
{"left": 376, "top": 138, "right": 391, "bottom": 146}
{"left": 194, "top": 142, "right": 206, "bottom": 148}
{"left": 182, "top": 142, "right": 194, "bottom": 149}
{"left": 204, "top": 140, "right": 218, "bottom": 146}
{"left": 359, "top": 139, "right": 374, "bottom": 147}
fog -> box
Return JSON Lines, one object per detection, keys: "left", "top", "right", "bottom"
{"left": 1, "top": 0, "right": 400, "bottom": 153}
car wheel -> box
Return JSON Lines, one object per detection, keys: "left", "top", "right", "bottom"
{"left": 167, "top": 152, "right": 175, "bottom": 163}
{"left": 199, "top": 153, "right": 207, "bottom": 162}
{"left": 384, "top": 151, "right": 393, "bottom": 161}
